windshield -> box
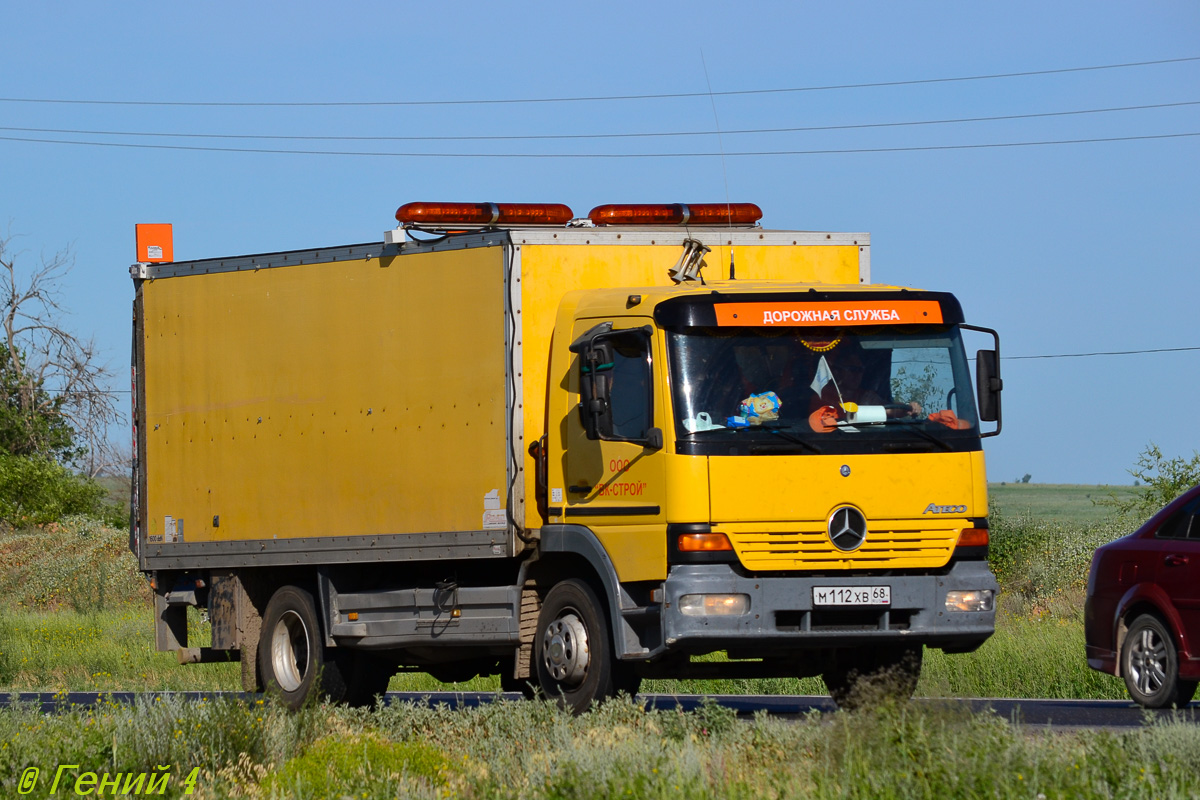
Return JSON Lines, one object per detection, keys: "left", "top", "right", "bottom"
{"left": 666, "top": 325, "right": 980, "bottom": 455}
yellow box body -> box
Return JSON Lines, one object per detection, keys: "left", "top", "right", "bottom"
{"left": 136, "top": 229, "right": 867, "bottom": 558}
{"left": 140, "top": 246, "right": 510, "bottom": 543}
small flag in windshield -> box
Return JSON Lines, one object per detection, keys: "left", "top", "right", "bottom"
{"left": 811, "top": 356, "right": 834, "bottom": 395}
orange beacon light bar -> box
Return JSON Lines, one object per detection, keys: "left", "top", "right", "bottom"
{"left": 135, "top": 224, "right": 173, "bottom": 263}
{"left": 395, "top": 202, "right": 574, "bottom": 228}
{"left": 588, "top": 203, "right": 762, "bottom": 226}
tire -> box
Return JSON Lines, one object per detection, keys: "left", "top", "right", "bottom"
{"left": 823, "top": 645, "right": 923, "bottom": 710}
{"left": 534, "top": 579, "right": 619, "bottom": 713}
{"left": 1122, "top": 614, "right": 1195, "bottom": 708}
{"left": 613, "top": 665, "right": 643, "bottom": 699}
{"left": 257, "top": 585, "right": 335, "bottom": 711}
{"left": 499, "top": 654, "right": 538, "bottom": 699}
{"left": 332, "top": 651, "right": 394, "bottom": 709}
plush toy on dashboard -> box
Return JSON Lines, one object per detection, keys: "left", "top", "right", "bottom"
{"left": 739, "top": 391, "right": 782, "bottom": 425}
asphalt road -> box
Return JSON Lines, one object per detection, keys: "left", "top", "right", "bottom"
{"left": 0, "top": 692, "right": 1194, "bottom": 729}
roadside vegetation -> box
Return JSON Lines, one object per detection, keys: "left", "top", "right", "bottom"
{"left": 2, "top": 442, "right": 1199, "bottom": 796}
{"left": 2, "top": 690, "right": 1200, "bottom": 798}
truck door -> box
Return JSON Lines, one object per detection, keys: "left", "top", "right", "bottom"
{"left": 562, "top": 319, "right": 667, "bottom": 583}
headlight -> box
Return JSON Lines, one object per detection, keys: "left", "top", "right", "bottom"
{"left": 945, "top": 590, "right": 994, "bottom": 612}
{"left": 679, "top": 594, "right": 750, "bottom": 616}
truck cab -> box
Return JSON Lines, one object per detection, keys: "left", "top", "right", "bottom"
{"left": 533, "top": 279, "right": 1000, "bottom": 708}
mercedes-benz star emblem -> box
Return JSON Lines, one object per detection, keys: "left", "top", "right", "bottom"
{"left": 827, "top": 506, "right": 868, "bottom": 551}
{"left": 840, "top": 465, "right": 851, "bottom": 477}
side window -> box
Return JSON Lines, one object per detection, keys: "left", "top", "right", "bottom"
{"left": 1157, "top": 496, "right": 1200, "bottom": 540}
{"left": 609, "top": 338, "right": 652, "bottom": 440}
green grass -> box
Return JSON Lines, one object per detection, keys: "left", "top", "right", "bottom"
{"left": 989, "top": 482, "right": 1142, "bottom": 525}
{"left": 1, "top": 693, "right": 1198, "bottom": 798}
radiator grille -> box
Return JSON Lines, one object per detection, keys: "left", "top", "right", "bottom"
{"left": 722, "top": 524, "right": 958, "bottom": 571}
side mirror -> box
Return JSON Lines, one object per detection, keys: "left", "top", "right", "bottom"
{"left": 570, "top": 322, "right": 657, "bottom": 444}
{"left": 976, "top": 349, "right": 1002, "bottom": 423}
{"left": 576, "top": 339, "right": 615, "bottom": 440}
{"left": 644, "top": 427, "right": 664, "bottom": 451}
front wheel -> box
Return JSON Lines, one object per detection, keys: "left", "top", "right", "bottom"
{"left": 1122, "top": 614, "right": 1197, "bottom": 708}
{"left": 535, "top": 579, "right": 619, "bottom": 713}
{"left": 823, "top": 645, "right": 922, "bottom": 710}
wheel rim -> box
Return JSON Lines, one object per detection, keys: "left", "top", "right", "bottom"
{"left": 541, "top": 609, "right": 590, "bottom": 686}
{"left": 270, "top": 610, "right": 310, "bottom": 692}
{"left": 1129, "top": 626, "right": 1168, "bottom": 697}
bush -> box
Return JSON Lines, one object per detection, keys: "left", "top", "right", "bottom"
{"left": 1100, "top": 443, "right": 1200, "bottom": 520}
{"left": 0, "top": 453, "right": 123, "bottom": 527}
{"left": 988, "top": 503, "right": 1124, "bottom": 609}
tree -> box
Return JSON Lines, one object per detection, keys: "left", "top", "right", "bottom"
{"left": 1102, "top": 443, "right": 1200, "bottom": 520}
{"left": 0, "top": 232, "right": 122, "bottom": 475}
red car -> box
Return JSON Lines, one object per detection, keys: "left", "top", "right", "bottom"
{"left": 1085, "top": 484, "right": 1200, "bottom": 707}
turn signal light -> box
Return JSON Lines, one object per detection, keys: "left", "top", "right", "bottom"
{"left": 678, "top": 532, "right": 734, "bottom": 552}
{"left": 588, "top": 203, "right": 762, "bottom": 226}
{"left": 956, "top": 528, "right": 989, "bottom": 547}
{"left": 679, "top": 593, "right": 750, "bottom": 616}
{"left": 395, "top": 202, "right": 574, "bottom": 227}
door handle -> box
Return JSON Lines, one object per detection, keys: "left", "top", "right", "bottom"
{"left": 1165, "top": 554, "right": 1189, "bottom": 567}
{"left": 568, "top": 485, "right": 592, "bottom": 494}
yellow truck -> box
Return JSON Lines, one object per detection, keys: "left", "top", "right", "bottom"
{"left": 130, "top": 201, "right": 1003, "bottom": 710}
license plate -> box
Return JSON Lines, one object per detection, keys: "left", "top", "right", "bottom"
{"left": 812, "top": 586, "right": 891, "bottom": 606}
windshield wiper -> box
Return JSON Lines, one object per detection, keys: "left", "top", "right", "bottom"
{"left": 756, "top": 426, "right": 823, "bottom": 454}
{"left": 842, "top": 418, "right": 954, "bottom": 451}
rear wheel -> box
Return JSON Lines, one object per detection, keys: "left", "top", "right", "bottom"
{"left": 535, "top": 579, "right": 619, "bottom": 713}
{"left": 259, "top": 585, "right": 385, "bottom": 710}
{"left": 259, "top": 585, "right": 327, "bottom": 710}
{"left": 823, "top": 645, "right": 922, "bottom": 710}
{"left": 1122, "top": 614, "right": 1197, "bottom": 708}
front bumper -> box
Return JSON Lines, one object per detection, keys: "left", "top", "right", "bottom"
{"left": 661, "top": 560, "right": 997, "bottom": 653}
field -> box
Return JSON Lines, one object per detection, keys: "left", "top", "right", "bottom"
{"left": 988, "top": 482, "right": 1141, "bottom": 524}
{"left": 4, "top": 483, "right": 1196, "bottom": 798}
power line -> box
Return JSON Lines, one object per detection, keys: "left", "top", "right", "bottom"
{"left": 1, "top": 131, "right": 1196, "bottom": 159}
{"left": 1, "top": 56, "right": 1196, "bottom": 108}
{"left": 1005, "top": 345, "right": 1200, "bottom": 360}
{"left": 58, "top": 345, "right": 1200, "bottom": 396}
{"left": 1, "top": 100, "right": 1195, "bottom": 143}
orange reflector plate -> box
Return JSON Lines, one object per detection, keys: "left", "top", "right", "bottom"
{"left": 135, "top": 224, "right": 173, "bottom": 263}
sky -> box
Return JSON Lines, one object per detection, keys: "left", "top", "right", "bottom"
{"left": 1, "top": 1, "right": 1197, "bottom": 485}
